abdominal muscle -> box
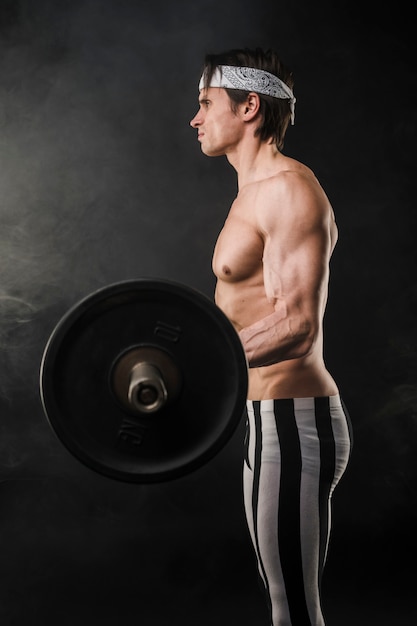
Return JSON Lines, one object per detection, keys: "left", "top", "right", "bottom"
{"left": 245, "top": 358, "right": 339, "bottom": 401}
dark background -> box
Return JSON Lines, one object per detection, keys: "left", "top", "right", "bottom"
{"left": 0, "top": 1, "right": 415, "bottom": 624}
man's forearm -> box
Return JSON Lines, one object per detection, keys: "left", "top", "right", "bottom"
{"left": 239, "top": 310, "right": 313, "bottom": 367}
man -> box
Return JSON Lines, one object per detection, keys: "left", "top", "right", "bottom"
{"left": 190, "top": 48, "right": 353, "bottom": 626}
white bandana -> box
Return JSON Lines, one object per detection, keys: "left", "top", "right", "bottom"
{"left": 199, "top": 65, "right": 296, "bottom": 124}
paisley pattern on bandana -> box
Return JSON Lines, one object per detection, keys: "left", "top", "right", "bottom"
{"left": 221, "top": 66, "right": 291, "bottom": 99}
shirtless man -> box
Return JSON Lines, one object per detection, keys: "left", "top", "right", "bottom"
{"left": 190, "top": 49, "right": 353, "bottom": 626}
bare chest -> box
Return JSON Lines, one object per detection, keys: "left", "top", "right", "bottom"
{"left": 212, "top": 212, "right": 264, "bottom": 282}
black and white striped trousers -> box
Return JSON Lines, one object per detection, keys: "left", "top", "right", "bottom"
{"left": 243, "top": 396, "right": 353, "bottom": 626}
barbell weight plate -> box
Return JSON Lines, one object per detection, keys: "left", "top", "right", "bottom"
{"left": 39, "top": 279, "right": 248, "bottom": 483}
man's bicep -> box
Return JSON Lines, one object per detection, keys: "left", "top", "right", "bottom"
{"left": 263, "top": 227, "right": 328, "bottom": 312}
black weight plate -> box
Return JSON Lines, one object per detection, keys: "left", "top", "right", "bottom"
{"left": 40, "top": 279, "right": 248, "bottom": 483}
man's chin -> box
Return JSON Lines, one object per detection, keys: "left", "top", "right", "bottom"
{"left": 201, "top": 145, "right": 224, "bottom": 157}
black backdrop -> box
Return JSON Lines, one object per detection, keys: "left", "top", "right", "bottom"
{"left": 0, "top": 1, "right": 415, "bottom": 625}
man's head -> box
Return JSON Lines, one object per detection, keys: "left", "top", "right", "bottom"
{"left": 198, "top": 48, "right": 295, "bottom": 151}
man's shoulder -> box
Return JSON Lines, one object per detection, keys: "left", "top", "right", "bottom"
{"left": 253, "top": 161, "right": 333, "bottom": 231}
{"left": 256, "top": 165, "right": 324, "bottom": 207}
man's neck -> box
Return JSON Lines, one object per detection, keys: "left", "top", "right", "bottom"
{"left": 226, "top": 138, "right": 285, "bottom": 190}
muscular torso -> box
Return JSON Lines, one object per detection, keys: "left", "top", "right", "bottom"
{"left": 212, "top": 160, "right": 339, "bottom": 400}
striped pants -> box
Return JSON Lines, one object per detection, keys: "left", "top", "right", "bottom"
{"left": 243, "top": 396, "right": 352, "bottom": 626}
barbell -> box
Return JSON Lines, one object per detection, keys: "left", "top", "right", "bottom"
{"left": 40, "top": 279, "right": 248, "bottom": 483}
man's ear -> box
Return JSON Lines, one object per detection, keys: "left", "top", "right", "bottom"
{"left": 243, "top": 92, "right": 261, "bottom": 121}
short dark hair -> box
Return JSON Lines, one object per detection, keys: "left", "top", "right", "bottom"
{"left": 201, "top": 48, "right": 294, "bottom": 151}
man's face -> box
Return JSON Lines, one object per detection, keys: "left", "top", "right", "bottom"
{"left": 190, "top": 87, "right": 244, "bottom": 157}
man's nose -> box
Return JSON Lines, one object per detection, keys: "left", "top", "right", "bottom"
{"left": 190, "top": 112, "right": 201, "bottom": 128}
